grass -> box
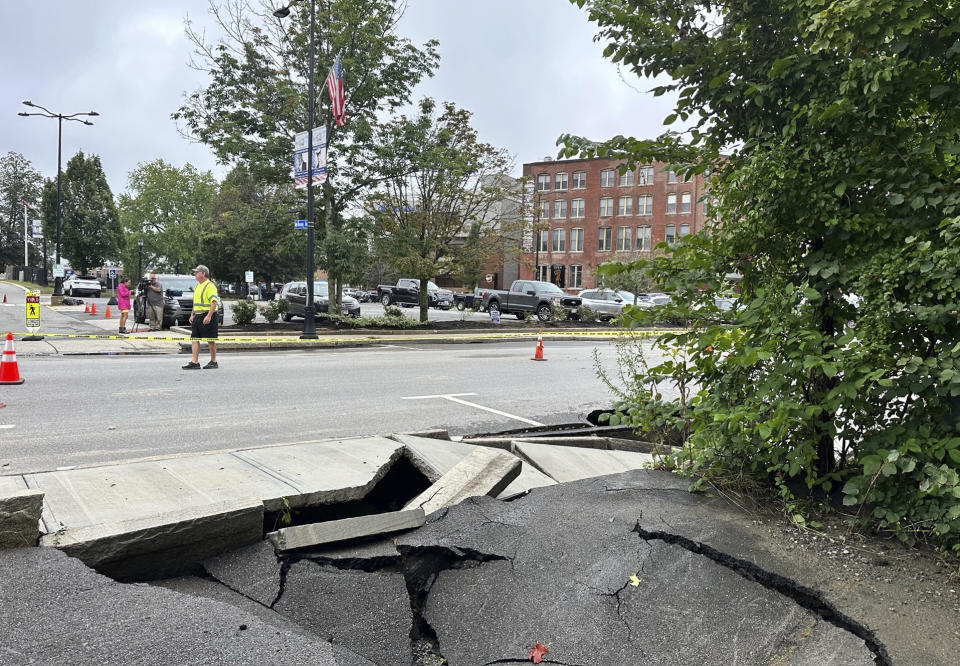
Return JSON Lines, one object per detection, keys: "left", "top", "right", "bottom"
{"left": 0, "top": 279, "right": 54, "bottom": 294}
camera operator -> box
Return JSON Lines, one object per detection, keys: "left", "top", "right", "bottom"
{"left": 145, "top": 275, "right": 164, "bottom": 331}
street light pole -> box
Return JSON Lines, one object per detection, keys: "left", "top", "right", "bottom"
{"left": 18, "top": 102, "right": 98, "bottom": 302}
{"left": 275, "top": 0, "right": 318, "bottom": 339}
{"left": 138, "top": 236, "right": 144, "bottom": 280}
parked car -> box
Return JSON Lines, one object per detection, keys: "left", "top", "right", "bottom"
{"left": 577, "top": 288, "right": 638, "bottom": 321}
{"left": 132, "top": 275, "right": 181, "bottom": 329}
{"left": 62, "top": 274, "right": 102, "bottom": 297}
{"left": 480, "top": 280, "right": 581, "bottom": 321}
{"left": 278, "top": 281, "right": 361, "bottom": 319}
{"left": 377, "top": 278, "right": 453, "bottom": 309}
{"left": 343, "top": 288, "right": 365, "bottom": 301}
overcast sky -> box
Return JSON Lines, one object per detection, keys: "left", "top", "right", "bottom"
{"left": 2, "top": 0, "right": 675, "bottom": 196}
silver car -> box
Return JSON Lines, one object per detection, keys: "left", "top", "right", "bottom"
{"left": 577, "top": 289, "right": 639, "bottom": 320}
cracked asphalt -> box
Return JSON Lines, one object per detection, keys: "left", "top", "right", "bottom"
{"left": 4, "top": 468, "right": 959, "bottom": 664}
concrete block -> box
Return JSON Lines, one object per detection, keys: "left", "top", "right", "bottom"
{"left": 513, "top": 435, "right": 610, "bottom": 450}
{"left": 41, "top": 496, "right": 264, "bottom": 581}
{"left": 0, "top": 488, "right": 43, "bottom": 549}
{"left": 0, "top": 474, "right": 27, "bottom": 494}
{"left": 404, "top": 447, "right": 521, "bottom": 515}
{"left": 269, "top": 508, "right": 425, "bottom": 553}
{"left": 512, "top": 440, "right": 654, "bottom": 483}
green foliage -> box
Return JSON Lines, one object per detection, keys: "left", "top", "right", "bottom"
{"left": 570, "top": 0, "right": 960, "bottom": 551}
{"left": 118, "top": 159, "right": 217, "bottom": 276}
{"left": 383, "top": 305, "right": 405, "bottom": 318}
{"left": 231, "top": 298, "right": 258, "bottom": 326}
{"left": 0, "top": 152, "right": 43, "bottom": 267}
{"left": 577, "top": 305, "right": 601, "bottom": 323}
{"left": 259, "top": 298, "right": 289, "bottom": 324}
{"left": 56, "top": 151, "right": 121, "bottom": 273}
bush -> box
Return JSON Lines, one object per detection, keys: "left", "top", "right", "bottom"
{"left": 383, "top": 305, "right": 405, "bottom": 318}
{"left": 231, "top": 298, "right": 258, "bottom": 326}
{"left": 578, "top": 305, "right": 601, "bottom": 323}
{"left": 260, "top": 298, "right": 289, "bottom": 324}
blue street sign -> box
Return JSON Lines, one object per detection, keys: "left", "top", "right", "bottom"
{"left": 108, "top": 269, "right": 117, "bottom": 279}
{"left": 294, "top": 219, "right": 308, "bottom": 229}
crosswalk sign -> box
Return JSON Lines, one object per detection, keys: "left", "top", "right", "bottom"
{"left": 25, "top": 291, "right": 40, "bottom": 330}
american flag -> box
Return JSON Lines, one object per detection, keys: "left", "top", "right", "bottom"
{"left": 326, "top": 54, "right": 345, "bottom": 127}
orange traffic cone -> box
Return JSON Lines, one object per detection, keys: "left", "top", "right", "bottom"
{"left": 84, "top": 302, "right": 91, "bottom": 314}
{"left": 90, "top": 303, "right": 97, "bottom": 316}
{"left": 0, "top": 332, "right": 24, "bottom": 384}
{"left": 104, "top": 305, "right": 111, "bottom": 319}
{"left": 531, "top": 329, "right": 546, "bottom": 361}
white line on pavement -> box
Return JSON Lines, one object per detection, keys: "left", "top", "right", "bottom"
{"left": 0, "top": 424, "right": 14, "bottom": 429}
{"left": 402, "top": 393, "right": 545, "bottom": 427}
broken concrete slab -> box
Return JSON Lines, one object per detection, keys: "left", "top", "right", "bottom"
{"left": 403, "top": 446, "right": 521, "bottom": 515}
{"left": 0, "top": 488, "right": 43, "bottom": 549}
{"left": 391, "top": 433, "right": 555, "bottom": 499}
{"left": 396, "top": 470, "right": 882, "bottom": 666}
{"left": 269, "top": 508, "right": 425, "bottom": 553}
{"left": 273, "top": 560, "right": 414, "bottom": 666}
{"left": 233, "top": 436, "right": 405, "bottom": 508}
{"left": 0, "top": 546, "right": 375, "bottom": 665}
{"left": 205, "top": 539, "right": 283, "bottom": 607}
{"left": 0, "top": 473, "right": 27, "bottom": 495}
{"left": 41, "top": 496, "right": 263, "bottom": 581}
{"left": 512, "top": 439, "right": 654, "bottom": 482}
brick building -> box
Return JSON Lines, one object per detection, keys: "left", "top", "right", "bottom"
{"left": 520, "top": 156, "right": 709, "bottom": 291}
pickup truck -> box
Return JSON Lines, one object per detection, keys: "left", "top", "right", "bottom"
{"left": 377, "top": 278, "right": 454, "bottom": 309}
{"left": 481, "top": 280, "right": 581, "bottom": 321}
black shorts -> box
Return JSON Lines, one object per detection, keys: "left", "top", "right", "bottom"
{"left": 191, "top": 313, "right": 219, "bottom": 340}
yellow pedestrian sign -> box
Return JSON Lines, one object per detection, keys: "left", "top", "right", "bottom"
{"left": 25, "top": 291, "right": 41, "bottom": 330}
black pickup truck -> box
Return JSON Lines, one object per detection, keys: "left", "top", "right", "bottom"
{"left": 376, "top": 278, "right": 454, "bottom": 309}
{"left": 480, "top": 280, "right": 581, "bottom": 321}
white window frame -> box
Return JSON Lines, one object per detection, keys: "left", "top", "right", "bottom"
{"left": 667, "top": 170, "right": 677, "bottom": 184}
{"left": 679, "top": 223, "right": 690, "bottom": 238}
{"left": 572, "top": 171, "right": 586, "bottom": 189}
{"left": 616, "top": 226, "right": 632, "bottom": 251}
{"left": 570, "top": 227, "right": 583, "bottom": 252}
{"left": 600, "top": 169, "right": 615, "bottom": 187}
{"left": 637, "top": 194, "right": 653, "bottom": 215}
{"left": 536, "top": 264, "right": 549, "bottom": 281}
{"left": 552, "top": 228, "right": 566, "bottom": 253}
{"left": 554, "top": 172, "right": 568, "bottom": 191}
{"left": 666, "top": 224, "right": 676, "bottom": 244}
{"left": 617, "top": 196, "right": 632, "bottom": 216}
{"left": 571, "top": 198, "right": 585, "bottom": 218}
{"left": 618, "top": 170, "right": 634, "bottom": 186}
{"left": 638, "top": 166, "right": 654, "bottom": 186}
{"left": 637, "top": 226, "right": 651, "bottom": 252}
{"left": 666, "top": 193, "right": 677, "bottom": 215}
{"left": 553, "top": 199, "right": 567, "bottom": 220}
{"left": 536, "top": 173, "right": 550, "bottom": 191}
{"left": 537, "top": 229, "right": 549, "bottom": 252}
{"left": 569, "top": 264, "right": 583, "bottom": 289}
{"left": 598, "top": 226, "right": 612, "bottom": 251}
{"left": 538, "top": 199, "right": 549, "bottom": 220}
{"left": 680, "top": 192, "right": 692, "bottom": 214}
{"left": 599, "top": 197, "right": 614, "bottom": 217}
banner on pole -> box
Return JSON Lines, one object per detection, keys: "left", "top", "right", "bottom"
{"left": 293, "top": 127, "right": 327, "bottom": 188}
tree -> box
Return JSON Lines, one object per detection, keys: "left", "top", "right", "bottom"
{"left": 117, "top": 159, "right": 217, "bottom": 276}
{"left": 0, "top": 152, "right": 43, "bottom": 269}
{"left": 174, "top": 0, "right": 439, "bottom": 301}
{"left": 566, "top": 0, "right": 960, "bottom": 550}
{"left": 368, "top": 98, "right": 513, "bottom": 322}
{"left": 56, "top": 151, "right": 121, "bottom": 274}
{"left": 203, "top": 164, "right": 308, "bottom": 285}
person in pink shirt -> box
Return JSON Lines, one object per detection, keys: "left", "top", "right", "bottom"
{"left": 117, "top": 277, "right": 132, "bottom": 335}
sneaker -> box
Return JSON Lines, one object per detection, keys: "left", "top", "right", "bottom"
{"left": 182, "top": 361, "right": 201, "bottom": 370}
{"left": 203, "top": 361, "right": 219, "bottom": 369}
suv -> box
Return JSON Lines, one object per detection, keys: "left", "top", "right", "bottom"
{"left": 135, "top": 273, "right": 224, "bottom": 327}
{"left": 278, "top": 281, "right": 361, "bottom": 319}
{"left": 62, "top": 274, "right": 102, "bottom": 297}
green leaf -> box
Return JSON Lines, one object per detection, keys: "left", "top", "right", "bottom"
{"left": 803, "top": 287, "right": 821, "bottom": 301}
{"left": 881, "top": 462, "right": 897, "bottom": 477}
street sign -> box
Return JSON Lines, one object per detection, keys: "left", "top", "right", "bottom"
{"left": 25, "top": 291, "right": 40, "bottom": 330}
{"left": 294, "top": 219, "right": 308, "bottom": 229}
{"left": 108, "top": 269, "right": 117, "bottom": 279}
{"left": 490, "top": 309, "right": 500, "bottom": 324}
{"left": 53, "top": 264, "right": 64, "bottom": 277}
{"left": 245, "top": 271, "right": 254, "bottom": 283}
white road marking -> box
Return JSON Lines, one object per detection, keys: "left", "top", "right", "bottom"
{"left": 402, "top": 393, "right": 545, "bottom": 426}
{"left": 0, "top": 424, "right": 14, "bottom": 429}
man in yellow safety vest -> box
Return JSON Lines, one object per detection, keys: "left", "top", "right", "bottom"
{"left": 182, "top": 264, "right": 219, "bottom": 370}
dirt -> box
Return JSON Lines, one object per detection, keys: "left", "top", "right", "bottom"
{"left": 744, "top": 509, "right": 960, "bottom": 665}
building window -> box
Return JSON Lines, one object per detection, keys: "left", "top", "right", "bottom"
{"left": 571, "top": 198, "right": 585, "bottom": 218}
{"left": 572, "top": 171, "right": 586, "bottom": 189}
{"left": 538, "top": 199, "right": 549, "bottom": 220}
{"left": 666, "top": 193, "right": 677, "bottom": 214}
{"left": 552, "top": 228, "right": 566, "bottom": 253}
{"left": 666, "top": 224, "right": 676, "bottom": 244}
{"left": 637, "top": 195, "right": 653, "bottom": 215}
{"left": 553, "top": 199, "right": 567, "bottom": 219}
{"left": 680, "top": 192, "right": 692, "bottom": 214}
{"left": 637, "top": 225, "right": 652, "bottom": 252}
{"left": 570, "top": 228, "right": 583, "bottom": 252}
{"left": 599, "top": 197, "right": 614, "bottom": 217}
{"left": 537, "top": 229, "right": 549, "bottom": 252}
{"left": 600, "top": 169, "right": 615, "bottom": 187}
{"left": 598, "top": 226, "right": 612, "bottom": 251}
{"left": 616, "top": 226, "right": 632, "bottom": 251}
{"left": 679, "top": 223, "right": 690, "bottom": 238}
{"left": 569, "top": 264, "right": 583, "bottom": 289}
{"left": 617, "top": 196, "right": 632, "bottom": 216}
{"left": 536, "top": 264, "right": 549, "bottom": 281}
{"left": 555, "top": 172, "right": 568, "bottom": 191}
{"left": 619, "top": 170, "right": 634, "bottom": 186}
{"left": 667, "top": 170, "right": 677, "bottom": 184}
{"left": 537, "top": 173, "right": 550, "bottom": 191}
{"left": 638, "top": 166, "right": 654, "bottom": 185}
